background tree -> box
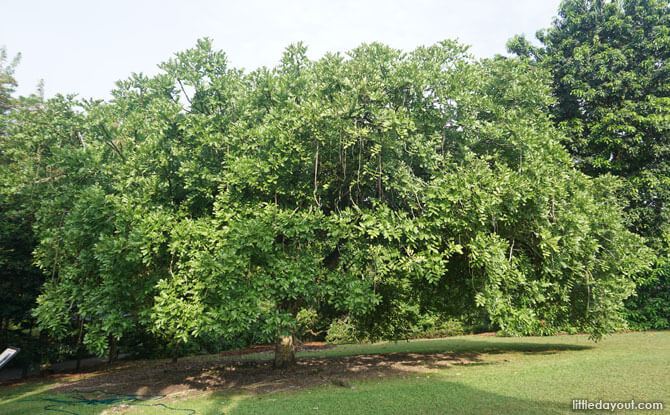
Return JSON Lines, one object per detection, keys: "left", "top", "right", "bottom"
{"left": 507, "top": 0, "right": 669, "bottom": 329}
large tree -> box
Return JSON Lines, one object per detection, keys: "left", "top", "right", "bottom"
{"left": 17, "top": 39, "right": 650, "bottom": 369}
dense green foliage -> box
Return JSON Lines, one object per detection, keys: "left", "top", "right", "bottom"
{"left": 625, "top": 228, "right": 670, "bottom": 329}
{"left": 0, "top": 49, "right": 60, "bottom": 368}
{"left": 0, "top": 37, "right": 652, "bottom": 368}
{"left": 507, "top": 0, "right": 669, "bottom": 329}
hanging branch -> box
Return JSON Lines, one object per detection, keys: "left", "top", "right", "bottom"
{"left": 337, "top": 133, "right": 344, "bottom": 210}
{"left": 177, "top": 79, "right": 193, "bottom": 106}
{"left": 357, "top": 132, "right": 363, "bottom": 206}
{"left": 99, "top": 124, "right": 126, "bottom": 161}
{"left": 551, "top": 194, "right": 557, "bottom": 223}
{"left": 585, "top": 271, "right": 591, "bottom": 314}
{"left": 313, "top": 138, "right": 321, "bottom": 209}
{"left": 77, "top": 131, "right": 87, "bottom": 149}
{"left": 441, "top": 129, "right": 446, "bottom": 156}
{"left": 377, "top": 147, "right": 383, "bottom": 201}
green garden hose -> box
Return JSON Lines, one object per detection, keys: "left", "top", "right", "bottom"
{"left": 23, "top": 389, "right": 196, "bottom": 414}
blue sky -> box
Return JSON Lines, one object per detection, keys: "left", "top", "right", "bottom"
{"left": 1, "top": 0, "right": 562, "bottom": 99}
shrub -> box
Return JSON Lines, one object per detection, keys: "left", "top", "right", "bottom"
{"left": 325, "top": 318, "right": 357, "bottom": 344}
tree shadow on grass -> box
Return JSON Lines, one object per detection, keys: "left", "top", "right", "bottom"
{"left": 0, "top": 338, "right": 594, "bottom": 414}
{"left": 4, "top": 338, "right": 589, "bottom": 415}
{"left": 44, "top": 339, "right": 591, "bottom": 401}
{"left": 365, "top": 338, "right": 592, "bottom": 356}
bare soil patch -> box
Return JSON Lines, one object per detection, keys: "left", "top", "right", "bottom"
{"left": 49, "top": 350, "right": 481, "bottom": 397}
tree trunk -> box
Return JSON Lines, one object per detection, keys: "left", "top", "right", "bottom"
{"left": 171, "top": 342, "right": 179, "bottom": 363}
{"left": 75, "top": 317, "right": 83, "bottom": 371}
{"left": 108, "top": 335, "right": 117, "bottom": 365}
{"left": 1, "top": 318, "right": 7, "bottom": 346}
{"left": 273, "top": 334, "right": 295, "bottom": 369}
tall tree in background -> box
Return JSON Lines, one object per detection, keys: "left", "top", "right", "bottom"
{"left": 508, "top": 0, "right": 669, "bottom": 329}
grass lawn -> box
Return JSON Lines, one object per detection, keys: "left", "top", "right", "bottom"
{"left": 0, "top": 331, "right": 667, "bottom": 414}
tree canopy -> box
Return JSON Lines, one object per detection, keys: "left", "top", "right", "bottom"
{"left": 1, "top": 38, "right": 652, "bottom": 367}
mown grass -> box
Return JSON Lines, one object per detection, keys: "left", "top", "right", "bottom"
{"left": 0, "top": 331, "right": 668, "bottom": 414}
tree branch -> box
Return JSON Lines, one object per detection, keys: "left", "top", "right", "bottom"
{"left": 99, "top": 124, "right": 126, "bottom": 161}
